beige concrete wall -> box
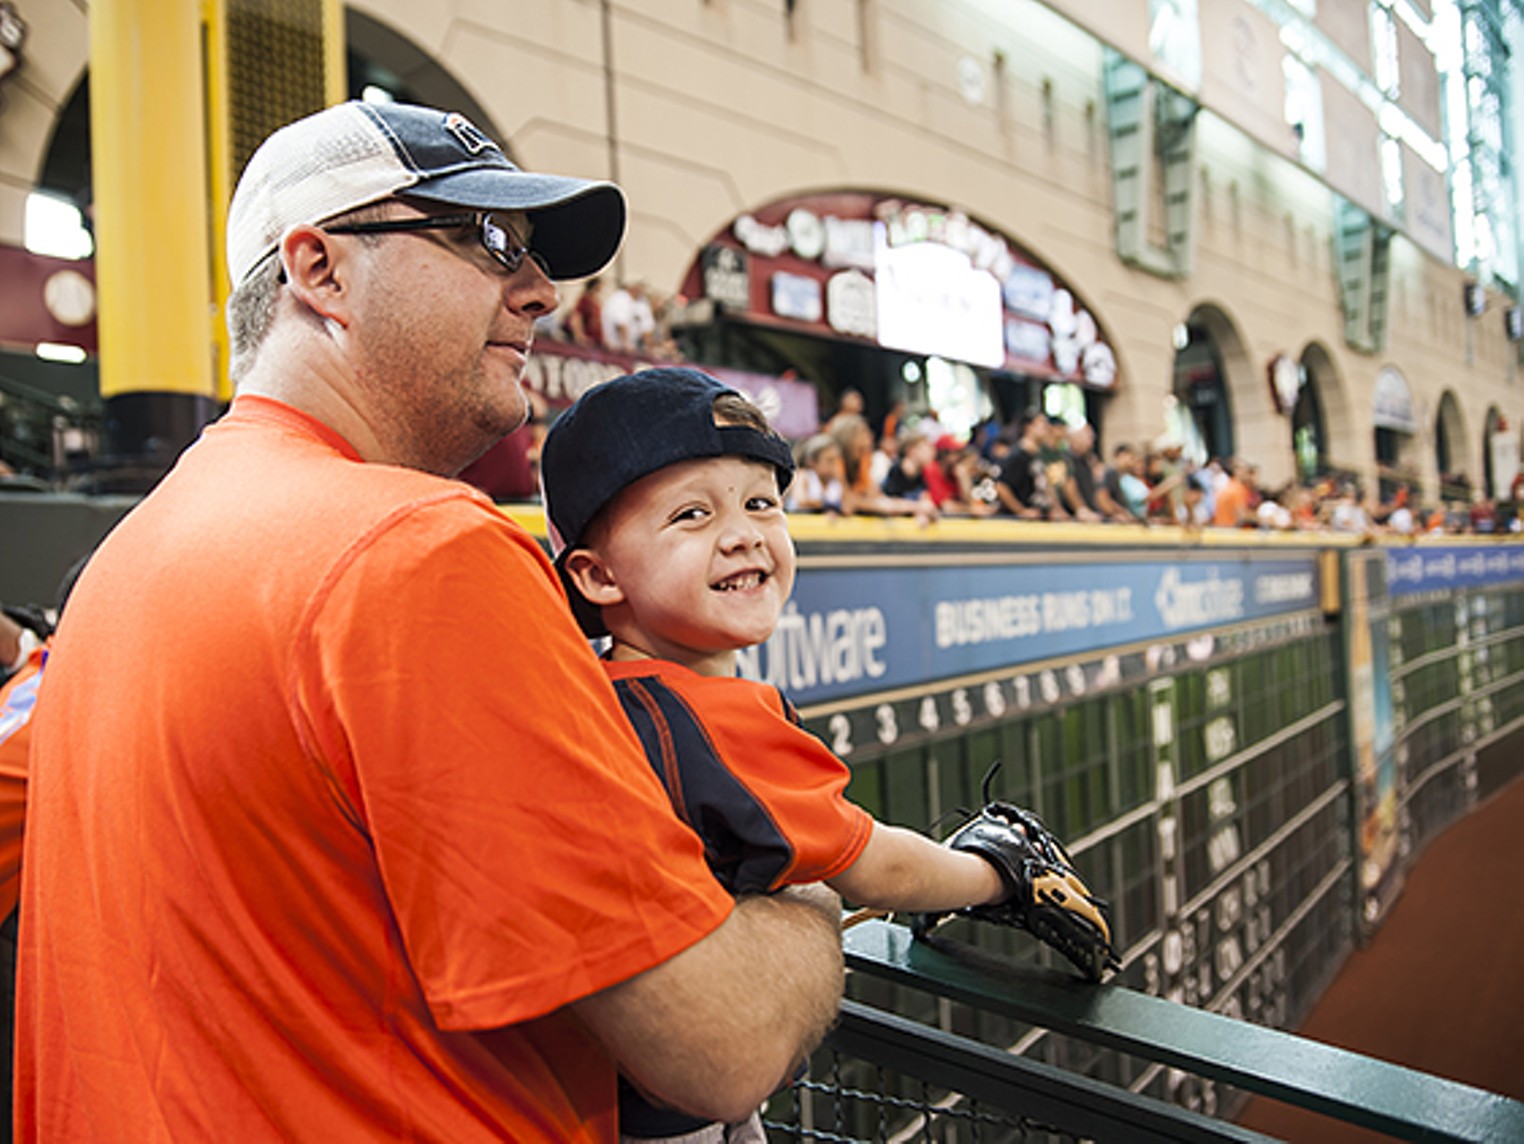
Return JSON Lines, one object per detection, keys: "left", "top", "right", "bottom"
{"left": 0, "top": 0, "right": 89, "bottom": 245}
{"left": 3, "top": 0, "right": 1520, "bottom": 499}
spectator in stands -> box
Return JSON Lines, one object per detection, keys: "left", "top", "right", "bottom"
{"left": 868, "top": 428, "right": 898, "bottom": 489}
{"left": 992, "top": 410, "right": 1053, "bottom": 519}
{"left": 1212, "top": 459, "right": 1257, "bottom": 528}
{"left": 1053, "top": 422, "right": 1102, "bottom": 523}
{"left": 564, "top": 275, "right": 606, "bottom": 347}
{"left": 1256, "top": 484, "right": 1295, "bottom": 531}
{"left": 1384, "top": 490, "right": 1416, "bottom": 535}
{"left": 0, "top": 613, "right": 25, "bottom": 686}
{"left": 823, "top": 387, "right": 866, "bottom": 435}
{"left": 928, "top": 438, "right": 1000, "bottom": 517}
{"left": 878, "top": 397, "right": 907, "bottom": 446}
{"left": 602, "top": 280, "right": 656, "bottom": 353}
{"left": 1147, "top": 436, "right": 1190, "bottom": 523}
{"left": 880, "top": 431, "right": 938, "bottom": 506}
{"left": 914, "top": 406, "right": 950, "bottom": 444}
{"left": 1327, "top": 481, "right": 1372, "bottom": 533}
{"left": 1102, "top": 444, "right": 1149, "bottom": 523}
{"left": 827, "top": 412, "right": 878, "bottom": 505}
{"left": 1469, "top": 498, "right": 1499, "bottom": 534}
{"left": 0, "top": 604, "right": 51, "bottom": 686}
{"left": 821, "top": 414, "right": 936, "bottom": 521}
{"left": 0, "top": 552, "right": 86, "bottom": 1135}
{"left": 788, "top": 433, "right": 847, "bottom": 515}
{"left": 643, "top": 285, "right": 685, "bottom": 361}
{"left": 1180, "top": 471, "right": 1214, "bottom": 527}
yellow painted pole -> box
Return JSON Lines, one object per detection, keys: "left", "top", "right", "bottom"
{"left": 323, "top": 0, "right": 346, "bottom": 108}
{"left": 205, "top": 0, "right": 345, "bottom": 401}
{"left": 204, "top": 0, "right": 233, "bottom": 401}
{"left": 89, "top": 0, "right": 214, "bottom": 407}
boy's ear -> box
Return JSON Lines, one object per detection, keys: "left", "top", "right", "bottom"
{"left": 563, "top": 549, "right": 626, "bottom": 609}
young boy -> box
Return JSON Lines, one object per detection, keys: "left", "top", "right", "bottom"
{"left": 540, "top": 367, "right": 1111, "bottom": 1142}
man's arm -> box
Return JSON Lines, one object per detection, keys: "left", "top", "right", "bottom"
{"left": 993, "top": 479, "right": 1041, "bottom": 519}
{"left": 828, "top": 821, "right": 1003, "bottom": 912}
{"left": 571, "top": 883, "right": 844, "bottom": 1123}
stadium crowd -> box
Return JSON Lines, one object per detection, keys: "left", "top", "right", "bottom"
{"left": 784, "top": 399, "right": 1520, "bottom": 537}
{"left": 520, "top": 295, "right": 1521, "bottom": 538}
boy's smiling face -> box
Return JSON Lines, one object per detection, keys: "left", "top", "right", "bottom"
{"left": 565, "top": 454, "right": 796, "bottom": 675}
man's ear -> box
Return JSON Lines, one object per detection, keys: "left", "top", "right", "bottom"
{"left": 563, "top": 549, "right": 626, "bottom": 608}
{"left": 279, "top": 224, "right": 353, "bottom": 325}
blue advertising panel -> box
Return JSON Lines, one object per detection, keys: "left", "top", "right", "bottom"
{"left": 1386, "top": 545, "right": 1524, "bottom": 596}
{"left": 736, "top": 553, "right": 1322, "bottom": 705}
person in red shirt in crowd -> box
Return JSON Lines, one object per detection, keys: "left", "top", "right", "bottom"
{"left": 925, "top": 435, "right": 999, "bottom": 517}
{"left": 566, "top": 275, "right": 607, "bottom": 347}
{"left": 18, "top": 102, "right": 843, "bottom": 1143}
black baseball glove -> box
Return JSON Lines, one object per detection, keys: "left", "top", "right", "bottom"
{"left": 912, "top": 793, "right": 1120, "bottom": 982}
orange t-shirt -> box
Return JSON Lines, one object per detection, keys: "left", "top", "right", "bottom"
{"left": 1213, "top": 477, "right": 1252, "bottom": 527}
{"left": 18, "top": 397, "right": 732, "bottom": 1142}
{"left": 0, "top": 646, "right": 42, "bottom": 920}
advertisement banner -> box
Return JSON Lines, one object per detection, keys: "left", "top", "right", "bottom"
{"left": 1345, "top": 551, "right": 1401, "bottom": 936}
{"left": 1386, "top": 545, "right": 1524, "bottom": 596}
{"left": 737, "top": 553, "right": 1322, "bottom": 705}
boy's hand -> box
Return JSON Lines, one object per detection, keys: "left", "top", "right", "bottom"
{"left": 911, "top": 802, "right": 1120, "bottom": 982}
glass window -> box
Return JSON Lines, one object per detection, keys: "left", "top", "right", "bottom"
{"left": 1284, "top": 54, "right": 1327, "bottom": 171}
{"left": 1150, "top": 0, "right": 1202, "bottom": 91}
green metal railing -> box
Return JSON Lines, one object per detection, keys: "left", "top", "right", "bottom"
{"left": 761, "top": 918, "right": 1524, "bottom": 1142}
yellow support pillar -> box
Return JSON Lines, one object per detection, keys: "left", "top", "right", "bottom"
{"left": 89, "top": 0, "right": 217, "bottom": 484}
{"left": 205, "top": 0, "right": 345, "bottom": 402}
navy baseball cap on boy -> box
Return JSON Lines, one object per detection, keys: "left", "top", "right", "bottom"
{"left": 226, "top": 101, "right": 626, "bottom": 286}
{"left": 540, "top": 367, "right": 796, "bottom": 638}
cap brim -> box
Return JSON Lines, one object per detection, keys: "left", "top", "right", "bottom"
{"left": 406, "top": 172, "right": 626, "bottom": 280}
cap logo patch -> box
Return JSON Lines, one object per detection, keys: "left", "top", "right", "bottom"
{"left": 444, "top": 112, "right": 500, "bottom": 156}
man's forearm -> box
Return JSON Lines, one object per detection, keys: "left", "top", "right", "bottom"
{"left": 573, "top": 884, "right": 844, "bottom": 1122}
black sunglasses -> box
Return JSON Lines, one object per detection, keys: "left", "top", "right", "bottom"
{"left": 322, "top": 212, "right": 547, "bottom": 275}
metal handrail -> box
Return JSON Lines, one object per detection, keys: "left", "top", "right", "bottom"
{"left": 816, "top": 919, "right": 1524, "bottom": 1143}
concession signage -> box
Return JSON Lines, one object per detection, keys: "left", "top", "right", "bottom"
{"left": 683, "top": 191, "right": 1121, "bottom": 388}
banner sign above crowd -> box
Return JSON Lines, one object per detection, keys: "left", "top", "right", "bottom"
{"left": 737, "top": 551, "right": 1322, "bottom": 705}
{"left": 523, "top": 339, "right": 823, "bottom": 439}
{"left": 683, "top": 191, "right": 1120, "bottom": 389}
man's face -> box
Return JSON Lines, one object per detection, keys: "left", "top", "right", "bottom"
{"left": 586, "top": 455, "right": 796, "bottom": 675}
{"left": 344, "top": 206, "right": 558, "bottom": 475}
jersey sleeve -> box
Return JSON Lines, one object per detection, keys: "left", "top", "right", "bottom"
{"left": 610, "top": 665, "right": 873, "bottom": 895}
{"left": 295, "top": 500, "right": 732, "bottom": 1032}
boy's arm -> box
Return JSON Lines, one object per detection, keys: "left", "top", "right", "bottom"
{"left": 827, "top": 820, "right": 1004, "bottom": 912}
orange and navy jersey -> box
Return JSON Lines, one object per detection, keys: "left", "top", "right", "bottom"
{"left": 604, "top": 658, "right": 873, "bottom": 896}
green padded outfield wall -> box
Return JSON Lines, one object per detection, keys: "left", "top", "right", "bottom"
{"left": 758, "top": 523, "right": 1524, "bottom": 1124}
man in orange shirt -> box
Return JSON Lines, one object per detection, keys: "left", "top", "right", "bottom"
{"left": 17, "top": 102, "right": 843, "bottom": 1142}
{"left": 1212, "top": 459, "right": 1257, "bottom": 528}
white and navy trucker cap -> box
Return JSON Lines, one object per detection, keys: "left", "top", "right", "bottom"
{"left": 226, "top": 100, "right": 626, "bottom": 286}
